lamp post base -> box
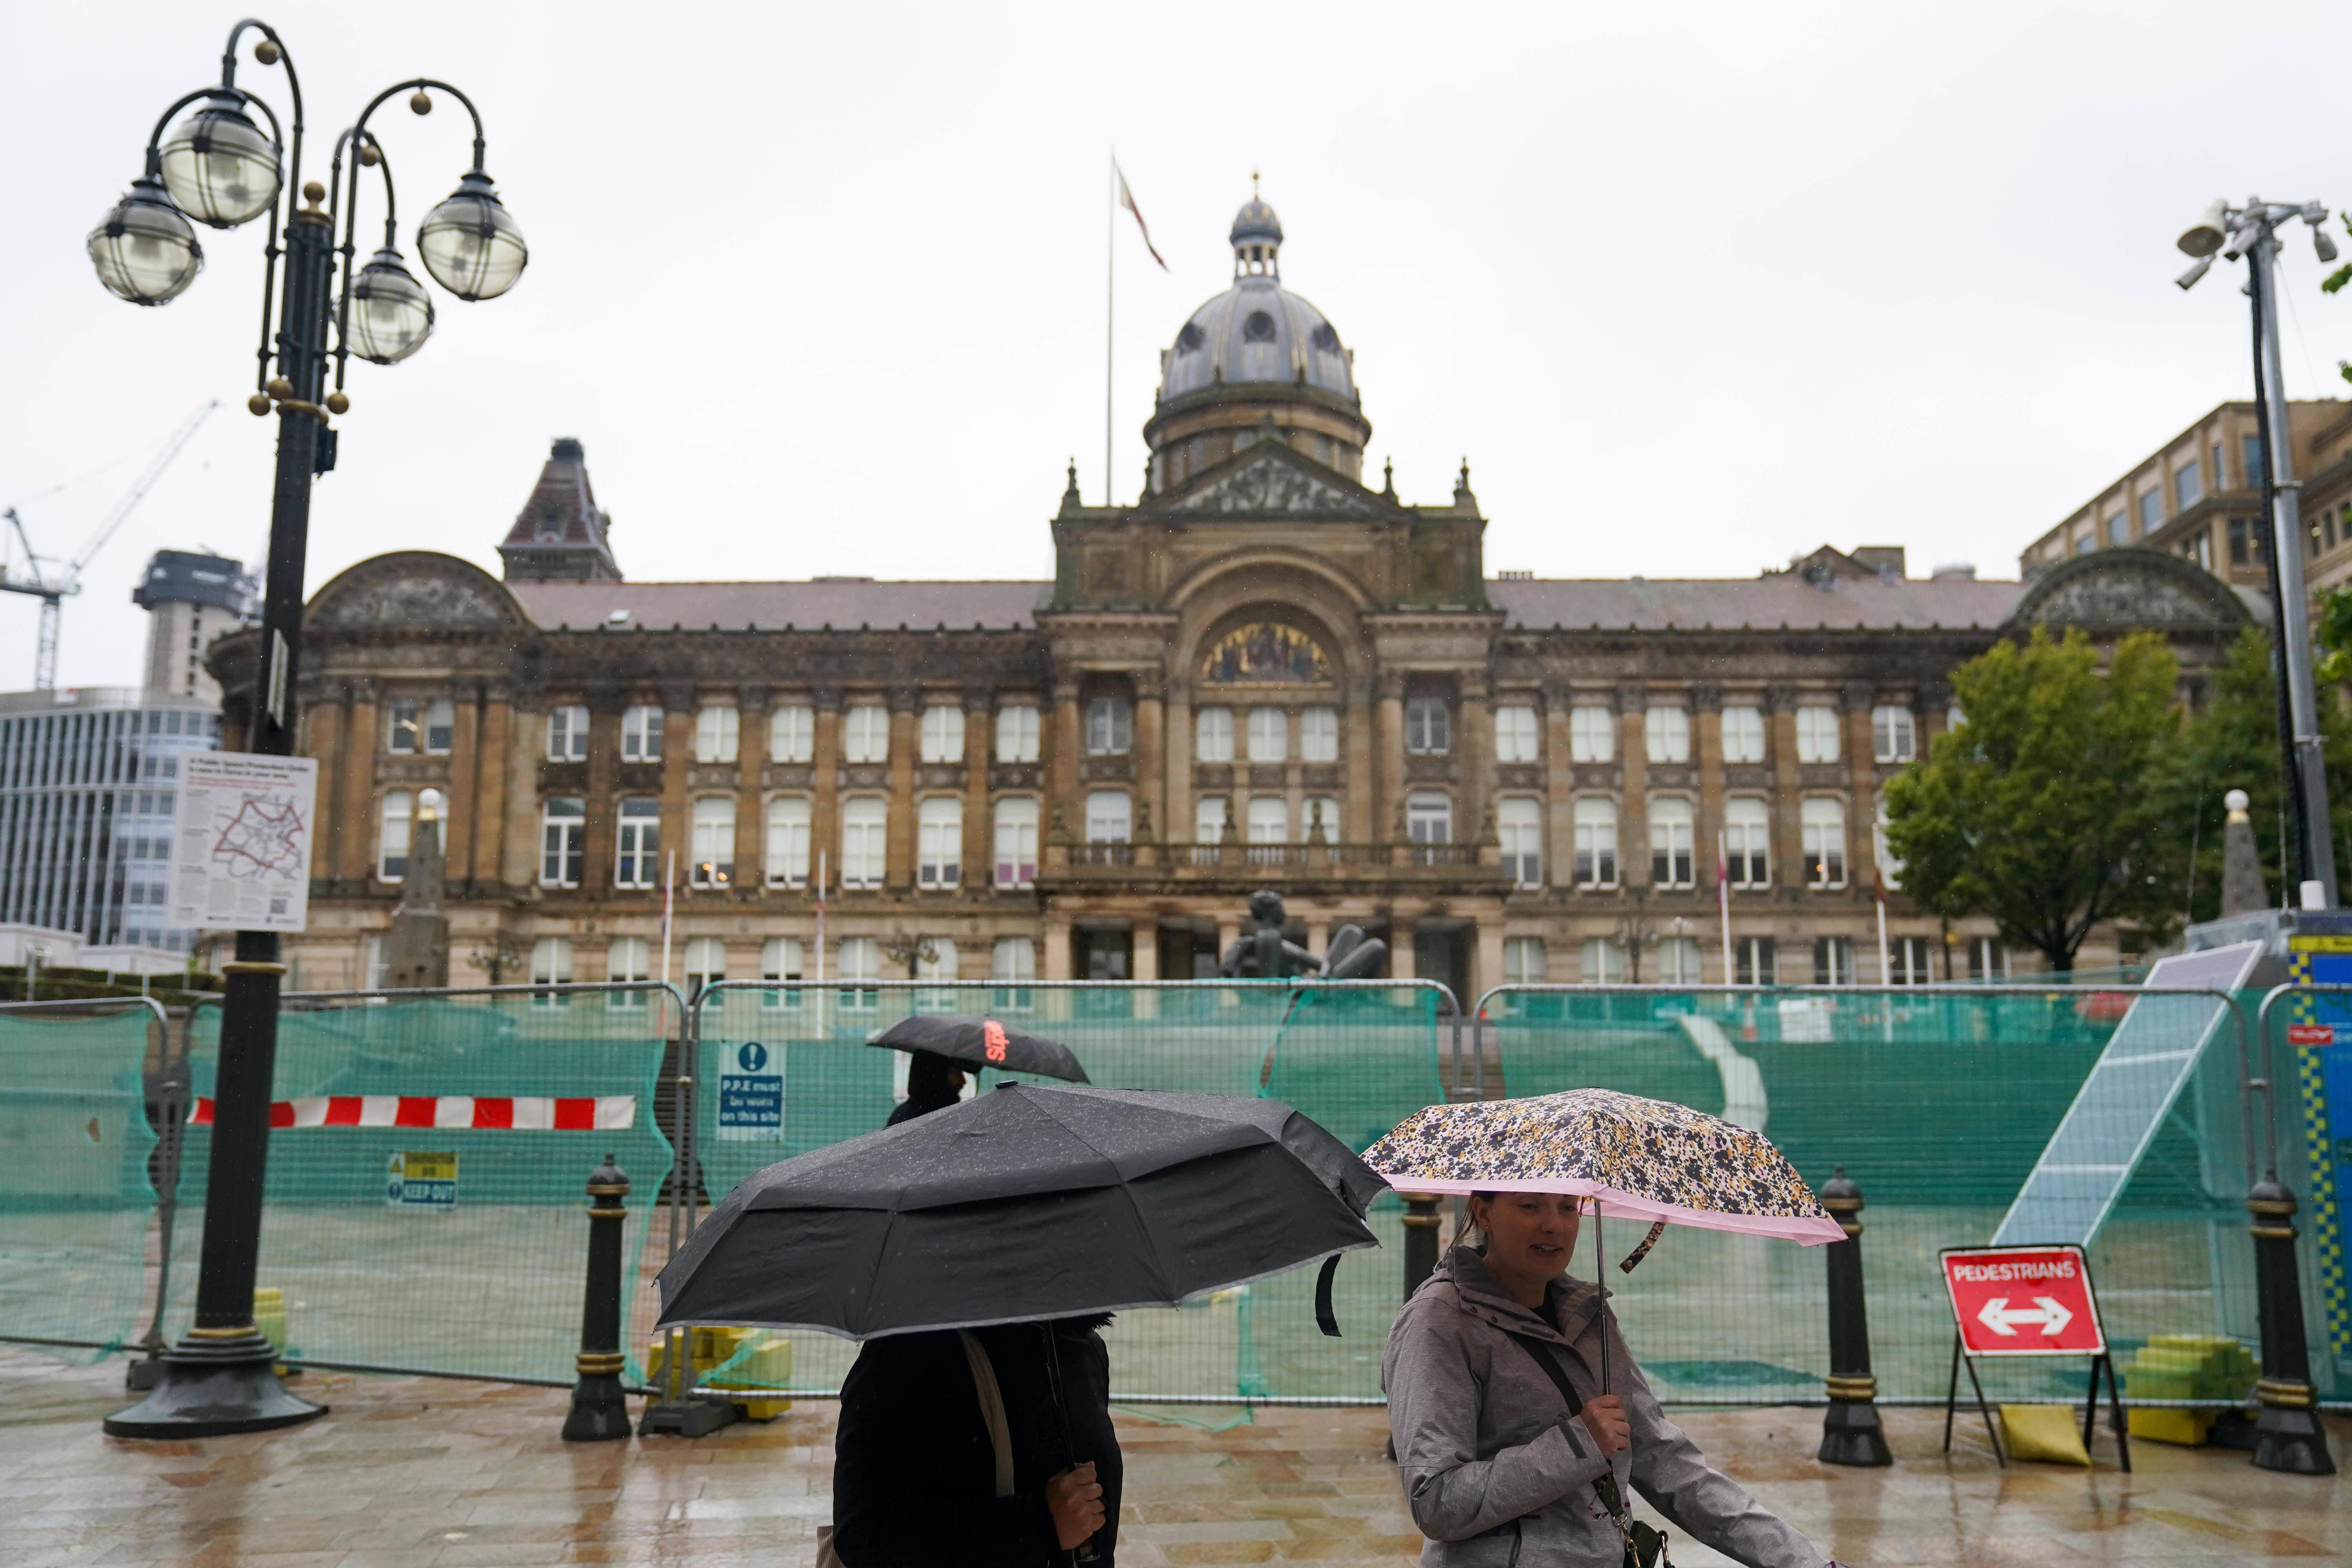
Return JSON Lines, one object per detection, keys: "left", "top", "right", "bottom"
{"left": 2251, "top": 1388, "right": 2337, "bottom": 1476}
{"left": 1818, "top": 1394, "right": 1892, "bottom": 1467}
{"left": 102, "top": 1332, "right": 327, "bottom": 1439}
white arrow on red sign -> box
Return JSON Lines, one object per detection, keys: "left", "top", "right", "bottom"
{"left": 1976, "top": 1296, "right": 2074, "bottom": 1337}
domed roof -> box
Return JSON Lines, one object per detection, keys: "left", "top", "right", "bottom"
{"left": 1161, "top": 276, "right": 1354, "bottom": 400}
{"left": 1230, "top": 196, "right": 1282, "bottom": 249}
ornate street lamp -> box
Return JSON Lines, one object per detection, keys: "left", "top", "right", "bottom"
{"left": 93, "top": 19, "right": 526, "bottom": 1442}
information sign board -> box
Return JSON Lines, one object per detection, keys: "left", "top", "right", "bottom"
{"left": 1940, "top": 1244, "right": 2106, "bottom": 1356}
{"left": 386, "top": 1151, "right": 458, "bottom": 1211}
{"left": 168, "top": 752, "right": 318, "bottom": 932}
{"left": 718, "top": 1040, "right": 782, "bottom": 1140}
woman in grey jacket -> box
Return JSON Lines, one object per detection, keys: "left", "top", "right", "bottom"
{"left": 1382, "top": 1191, "right": 1835, "bottom": 1567}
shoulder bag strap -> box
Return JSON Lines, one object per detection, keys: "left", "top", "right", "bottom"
{"left": 1503, "top": 1330, "right": 1653, "bottom": 1568}
{"left": 957, "top": 1330, "right": 1017, "bottom": 1499}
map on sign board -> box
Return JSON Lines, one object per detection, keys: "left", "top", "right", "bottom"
{"left": 167, "top": 753, "right": 318, "bottom": 933}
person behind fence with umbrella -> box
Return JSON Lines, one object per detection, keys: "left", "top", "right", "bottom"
{"left": 875, "top": 1016, "right": 1091, "bottom": 1128}
{"left": 1371, "top": 1089, "right": 1847, "bottom": 1568}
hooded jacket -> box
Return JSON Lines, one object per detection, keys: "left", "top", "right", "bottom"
{"left": 1382, "top": 1245, "right": 1828, "bottom": 1568}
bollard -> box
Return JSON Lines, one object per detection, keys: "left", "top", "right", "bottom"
{"left": 1402, "top": 1195, "right": 1441, "bottom": 1296}
{"left": 1816, "top": 1168, "right": 1890, "bottom": 1466}
{"left": 2247, "top": 1176, "right": 2336, "bottom": 1475}
{"left": 562, "top": 1153, "right": 633, "bottom": 1442}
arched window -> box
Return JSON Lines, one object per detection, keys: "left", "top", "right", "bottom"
{"left": 694, "top": 705, "right": 739, "bottom": 763}
{"left": 918, "top": 797, "right": 962, "bottom": 888}
{"left": 541, "top": 796, "right": 585, "bottom": 888}
{"left": 1573, "top": 798, "right": 1617, "bottom": 888}
{"left": 691, "top": 797, "right": 735, "bottom": 887}
{"left": 1648, "top": 796, "right": 1694, "bottom": 888}
{"left": 920, "top": 705, "right": 965, "bottom": 764}
{"left": 530, "top": 936, "right": 573, "bottom": 1008}
{"left": 1085, "top": 791, "right": 1131, "bottom": 844}
{"left": 994, "top": 798, "right": 1038, "bottom": 887}
{"left": 840, "top": 798, "right": 887, "bottom": 888}
{"left": 843, "top": 704, "right": 889, "bottom": 764}
{"left": 1801, "top": 798, "right": 1847, "bottom": 888}
{"left": 766, "top": 797, "right": 811, "bottom": 887}
{"left": 761, "top": 937, "right": 804, "bottom": 1009}
{"left": 614, "top": 797, "right": 658, "bottom": 889}
{"left": 1498, "top": 798, "right": 1542, "bottom": 887}
{"left": 1644, "top": 706, "right": 1690, "bottom": 764}
{"left": 1246, "top": 796, "right": 1289, "bottom": 844}
{"left": 1725, "top": 796, "right": 1771, "bottom": 887}
{"left": 1494, "top": 705, "right": 1539, "bottom": 763}
{"left": 605, "top": 935, "right": 650, "bottom": 1009}
{"left": 684, "top": 936, "right": 726, "bottom": 1000}
{"left": 1570, "top": 706, "right": 1614, "bottom": 763}
{"left": 769, "top": 704, "right": 814, "bottom": 763}
{"left": 1721, "top": 705, "right": 1766, "bottom": 764}
{"left": 1795, "top": 705, "right": 1840, "bottom": 764}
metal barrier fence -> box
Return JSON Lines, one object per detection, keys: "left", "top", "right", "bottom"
{"left": 2253, "top": 984, "right": 2351, "bottom": 1399}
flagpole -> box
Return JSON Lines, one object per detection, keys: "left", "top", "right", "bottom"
{"left": 1105, "top": 150, "right": 1116, "bottom": 508}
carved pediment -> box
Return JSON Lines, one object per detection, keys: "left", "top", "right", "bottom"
{"left": 310, "top": 554, "right": 523, "bottom": 630}
{"left": 2008, "top": 549, "right": 2249, "bottom": 633}
{"left": 1163, "top": 450, "right": 1388, "bottom": 519}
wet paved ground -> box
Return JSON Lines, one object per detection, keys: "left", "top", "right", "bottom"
{"left": 3, "top": 1349, "right": 2344, "bottom": 1565}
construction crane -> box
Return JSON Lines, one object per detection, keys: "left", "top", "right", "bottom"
{"left": 0, "top": 399, "right": 220, "bottom": 690}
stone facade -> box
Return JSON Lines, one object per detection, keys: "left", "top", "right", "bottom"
{"left": 210, "top": 197, "right": 2261, "bottom": 1002}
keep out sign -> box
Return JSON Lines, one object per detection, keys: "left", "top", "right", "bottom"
{"left": 1940, "top": 1244, "right": 2107, "bottom": 1356}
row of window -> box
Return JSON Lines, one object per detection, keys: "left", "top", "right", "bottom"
{"left": 1515, "top": 703, "right": 1920, "bottom": 766}
{"left": 1505, "top": 934, "right": 2005, "bottom": 985}
{"left": 2073, "top": 436, "right": 2258, "bottom": 556}
{"left": 532, "top": 702, "right": 1045, "bottom": 766}
{"left": 515, "top": 932, "right": 1038, "bottom": 997}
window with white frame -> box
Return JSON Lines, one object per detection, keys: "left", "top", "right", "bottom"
{"left": 1247, "top": 707, "right": 1288, "bottom": 763}
{"left": 992, "top": 936, "right": 1035, "bottom": 1006}
{"left": 1569, "top": 706, "right": 1615, "bottom": 763}
{"left": 916, "top": 939, "right": 960, "bottom": 1008}
{"left": 1725, "top": 796, "right": 1771, "bottom": 887}
{"left": 386, "top": 699, "right": 421, "bottom": 754}
{"left": 1657, "top": 936, "right": 1703, "bottom": 985}
{"left": 605, "top": 935, "right": 649, "bottom": 1007}
{"left": 1800, "top": 798, "right": 1846, "bottom": 887}
{"left": 530, "top": 936, "right": 573, "bottom": 1005}
{"left": 1735, "top": 936, "right": 1776, "bottom": 986}
{"left": 917, "top": 797, "right": 962, "bottom": 887}
{"left": 1194, "top": 795, "right": 1229, "bottom": 844}
{"left": 1721, "top": 705, "right": 1766, "bottom": 764}
{"left": 1305, "top": 795, "right": 1339, "bottom": 840}
{"left": 1085, "top": 790, "right": 1131, "bottom": 844}
{"left": 1247, "top": 796, "right": 1289, "bottom": 843}
{"left": 1498, "top": 797, "right": 1542, "bottom": 887}
{"left": 1195, "top": 706, "right": 1235, "bottom": 762}
{"left": 1301, "top": 706, "right": 1339, "bottom": 762}
{"left": 840, "top": 797, "right": 887, "bottom": 887}
{"left": 547, "top": 704, "right": 589, "bottom": 762}
{"left": 760, "top": 936, "right": 803, "bottom": 1007}
{"left": 1494, "top": 704, "right": 1539, "bottom": 763}
{"left": 1086, "top": 696, "right": 1132, "bottom": 755}
{"left": 541, "top": 796, "right": 585, "bottom": 887}
{"left": 691, "top": 797, "right": 735, "bottom": 887}
{"left": 842, "top": 704, "right": 889, "bottom": 764}
{"left": 1888, "top": 936, "right": 1933, "bottom": 985}
{"left": 993, "top": 797, "right": 1038, "bottom": 887}
{"left": 1813, "top": 936, "right": 1854, "bottom": 985}
{"left": 1504, "top": 936, "right": 1546, "bottom": 984}
{"left": 995, "top": 705, "right": 1040, "bottom": 763}
{"left": 379, "top": 789, "right": 413, "bottom": 881}
{"left": 386, "top": 697, "right": 455, "bottom": 755}
{"left": 1871, "top": 705, "right": 1915, "bottom": 764}
{"left": 920, "top": 705, "right": 965, "bottom": 764}
{"left": 1407, "top": 790, "right": 1452, "bottom": 845}
{"left": 1573, "top": 798, "right": 1618, "bottom": 887}
{"left": 614, "top": 796, "right": 659, "bottom": 889}
{"left": 1968, "top": 938, "right": 2010, "bottom": 980}
{"left": 1580, "top": 938, "right": 1624, "bottom": 984}
{"left": 622, "top": 704, "right": 664, "bottom": 762}
{"left": 1405, "top": 697, "right": 1450, "bottom": 755}
{"left": 769, "top": 704, "right": 814, "bottom": 763}
{"left": 838, "top": 936, "right": 880, "bottom": 1008}
{"left": 687, "top": 705, "right": 734, "bottom": 766}
{"left": 766, "top": 797, "right": 810, "bottom": 886}
{"left": 1794, "top": 705, "right": 1840, "bottom": 764}
{"left": 1649, "top": 796, "right": 1694, "bottom": 887}
{"left": 1644, "top": 706, "right": 1691, "bottom": 764}
{"left": 684, "top": 936, "right": 726, "bottom": 1000}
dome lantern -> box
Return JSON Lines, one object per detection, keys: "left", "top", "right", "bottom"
{"left": 1231, "top": 171, "right": 1282, "bottom": 277}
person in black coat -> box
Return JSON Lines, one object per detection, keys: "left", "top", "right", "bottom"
{"left": 832, "top": 1313, "right": 1122, "bottom": 1566}
{"left": 886, "top": 1049, "right": 965, "bottom": 1127}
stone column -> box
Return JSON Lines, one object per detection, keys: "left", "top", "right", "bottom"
{"left": 1472, "top": 917, "right": 1506, "bottom": 1008}
{"left": 1458, "top": 671, "right": 1492, "bottom": 847}
{"left": 581, "top": 689, "right": 622, "bottom": 895}
{"left": 445, "top": 684, "right": 482, "bottom": 892}
{"left": 502, "top": 696, "right": 543, "bottom": 891}
{"left": 810, "top": 686, "right": 842, "bottom": 895}
{"left": 735, "top": 684, "right": 769, "bottom": 891}
{"left": 475, "top": 686, "right": 514, "bottom": 889}
{"left": 1375, "top": 673, "right": 1406, "bottom": 846}
{"left": 659, "top": 683, "right": 694, "bottom": 896}
{"left": 1617, "top": 687, "right": 1649, "bottom": 891}
{"left": 340, "top": 679, "right": 380, "bottom": 885}
{"left": 1542, "top": 684, "right": 1574, "bottom": 894}
{"left": 1049, "top": 677, "right": 1081, "bottom": 822}
{"left": 964, "top": 688, "right": 994, "bottom": 893}
{"left": 1768, "top": 684, "right": 1805, "bottom": 892}
{"left": 1043, "top": 912, "right": 1074, "bottom": 981}
{"left": 1215, "top": 914, "right": 1241, "bottom": 972}
{"left": 1389, "top": 914, "right": 1418, "bottom": 980}
{"left": 1694, "top": 684, "right": 1725, "bottom": 896}
{"left": 1344, "top": 676, "right": 1376, "bottom": 842}
{"left": 1841, "top": 683, "right": 1877, "bottom": 895}
{"left": 1135, "top": 684, "right": 1165, "bottom": 846}
{"left": 302, "top": 686, "right": 345, "bottom": 888}
{"left": 884, "top": 685, "right": 919, "bottom": 891}
{"left": 1163, "top": 679, "right": 1194, "bottom": 857}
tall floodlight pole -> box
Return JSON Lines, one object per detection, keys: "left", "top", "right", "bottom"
{"left": 2178, "top": 198, "right": 2341, "bottom": 908}
{"left": 89, "top": 19, "right": 528, "bottom": 1439}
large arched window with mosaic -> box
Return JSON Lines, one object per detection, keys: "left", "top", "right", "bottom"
{"left": 1199, "top": 621, "right": 1333, "bottom": 686}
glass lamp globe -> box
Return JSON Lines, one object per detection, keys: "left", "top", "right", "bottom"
{"left": 159, "top": 93, "right": 282, "bottom": 228}
{"left": 87, "top": 177, "right": 203, "bottom": 305}
{"left": 416, "top": 171, "right": 528, "bottom": 300}
{"left": 344, "top": 248, "right": 435, "bottom": 363}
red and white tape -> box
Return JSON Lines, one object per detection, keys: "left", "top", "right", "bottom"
{"left": 190, "top": 1094, "right": 636, "bottom": 1131}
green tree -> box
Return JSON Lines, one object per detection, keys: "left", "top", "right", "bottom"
{"left": 1882, "top": 627, "right": 2184, "bottom": 972}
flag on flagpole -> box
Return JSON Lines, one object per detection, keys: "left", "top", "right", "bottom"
{"left": 1115, "top": 160, "right": 1169, "bottom": 271}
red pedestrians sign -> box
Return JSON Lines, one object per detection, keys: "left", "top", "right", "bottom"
{"left": 1940, "top": 1245, "right": 2107, "bottom": 1357}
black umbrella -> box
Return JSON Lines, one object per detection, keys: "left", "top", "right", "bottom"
{"left": 869, "top": 1014, "right": 1090, "bottom": 1083}
{"left": 655, "top": 1083, "right": 1385, "bottom": 1340}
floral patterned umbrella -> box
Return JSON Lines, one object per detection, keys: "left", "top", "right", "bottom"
{"left": 1365, "top": 1087, "right": 1844, "bottom": 1252}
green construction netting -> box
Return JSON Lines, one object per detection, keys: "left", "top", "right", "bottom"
{"left": 685, "top": 981, "right": 1449, "bottom": 1399}
{"left": 0, "top": 1008, "right": 160, "bottom": 1363}
{"left": 1484, "top": 987, "right": 2262, "bottom": 1404}
{"left": 171, "top": 991, "right": 675, "bottom": 1384}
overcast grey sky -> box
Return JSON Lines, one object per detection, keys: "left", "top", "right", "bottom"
{"left": 5, "top": 1, "right": 2350, "bottom": 690}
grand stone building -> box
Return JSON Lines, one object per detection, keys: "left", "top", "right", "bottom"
{"left": 216, "top": 194, "right": 2259, "bottom": 1001}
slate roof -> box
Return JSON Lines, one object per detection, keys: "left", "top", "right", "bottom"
{"left": 506, "top": 579, "right": 1052, "bottom": 631}
{"left": 1488, "top": 575, "right": 2026, "bottom": 632}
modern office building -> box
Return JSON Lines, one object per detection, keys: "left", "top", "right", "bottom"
{"left": 0, "top": 687, "right": 220, "bottom": 954}
{"left": 132, "top": 549, "right": 255, "bottom": 704}
{"left": 216, "top": 192, "right": 2258, "bottom": 1000}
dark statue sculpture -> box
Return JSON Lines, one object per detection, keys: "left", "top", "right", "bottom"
{"left": 1218, "top": 890, "right": 1388, "bottom": 980}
